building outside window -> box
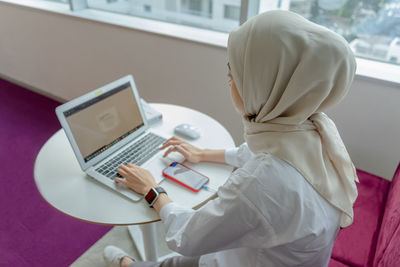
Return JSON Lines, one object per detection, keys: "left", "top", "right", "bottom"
{"left": 181, "top": 0, "right": 213, "bottom": 17}
{"left": 224, "top": 4, "right": 241, "bottom": 20}
{"left": 288, "top": 0, "right": 400, "bottom": 65}
{"left": 86, "top": 0, "right": 242, "bottom": 32}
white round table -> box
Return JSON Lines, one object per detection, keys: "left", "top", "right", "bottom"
{"left": 34, "top": 103, "right": 235, "bottom": 260}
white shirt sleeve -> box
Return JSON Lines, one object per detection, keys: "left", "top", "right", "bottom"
{"left": 224, "top": 143, "right": 253, "bottom": 168}
{"left": 159, "top": 170, "right": 269, "bottom": 257}
{"left": 160, "top": 154, "right": 342, "bottom": 267}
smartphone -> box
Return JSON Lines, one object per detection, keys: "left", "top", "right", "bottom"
{"left": 162, "top": 162, "right": 209, "bottom": 192}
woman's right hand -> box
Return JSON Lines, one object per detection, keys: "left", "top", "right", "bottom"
{"left": 160, "top": 136, "right": 204, "bottom": 163}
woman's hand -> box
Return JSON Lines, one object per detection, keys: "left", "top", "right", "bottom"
{"left": 115, "top": 163, "right": 158, "bottom": 195}
{"left": 161, "top": 136, "right": 204, "bottom": 163}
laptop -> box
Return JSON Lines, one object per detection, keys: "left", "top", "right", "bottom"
{"left": 56, "top": 75, "right": 168, "bottom": 201}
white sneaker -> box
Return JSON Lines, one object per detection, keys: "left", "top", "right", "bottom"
{"left": 103, "top": 245, "right": 135, "bottom": 267}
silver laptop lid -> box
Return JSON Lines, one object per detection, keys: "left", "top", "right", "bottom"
{"left": 56, "top": 75, "right": 149, "bottom": 171}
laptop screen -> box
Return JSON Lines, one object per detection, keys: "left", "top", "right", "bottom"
{"left": 63, "top": 82, "right": 144, "bottom": 162}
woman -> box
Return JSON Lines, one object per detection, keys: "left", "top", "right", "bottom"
{"left": 104, "top": 10, "right": 358, "bottom": 267}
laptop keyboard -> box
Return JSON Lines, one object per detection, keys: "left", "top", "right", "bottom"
{"left": 95, "top": 132, "right": 166, "bottom": 180}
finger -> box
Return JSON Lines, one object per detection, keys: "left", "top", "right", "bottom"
{"left": 117, "top": 168, "right": 128, "bottom": 177}
{"left": 160, "top": 137, "right": 177, "bottom": 148}
{"left": 115, "top": 178, "right": 127, "bottom": 185}
{"left": 163, "top": 146, "right": 177, "bottom": 158}
{"left": 175, "top": 145, "right": 191, "bottom": 159}
{"left": 126, "top": 163, "right": 137, "bottom": 168}
{"left": 161, "top": 136, "right": 185, "bottom": 148}
{"left": 160, "top": 140, "right": 183, "bottom": 150}
{"left": 118, "top": 164, "right": 131, "bottom": 173}
{"left": 171, "top": 136, "right": 184, "bottom": 142}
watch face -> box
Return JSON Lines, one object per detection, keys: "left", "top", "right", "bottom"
{"left": 145, "top": 188, "right": 157, "bottom": 204}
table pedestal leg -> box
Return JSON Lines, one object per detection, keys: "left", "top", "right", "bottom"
{"left": 128, "top": 224, "right": 158, "bottom": 261}
{"left": 128, "top": 224, "right": 181, "bottom": 262}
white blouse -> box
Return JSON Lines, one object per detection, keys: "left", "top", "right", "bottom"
{"left": 160, "top": 143, "right": 341, "bottom": 267}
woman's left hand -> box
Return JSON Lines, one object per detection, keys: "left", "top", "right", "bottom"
{"left": 115, "top": 163, "right": 158, "bottom": 195}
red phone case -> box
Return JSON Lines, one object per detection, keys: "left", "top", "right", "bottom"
{"left": 162, "top": 162, "right": 209, "bottom": 192}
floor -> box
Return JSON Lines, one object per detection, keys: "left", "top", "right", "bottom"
{"left": 0, "top": 77, "right": 176, "bottom": 266}
{"left": 0, "top": 78, "right": 112, "bottom": 266}
{"left": 71, "top": 223, "right": 174, "bottom": 266}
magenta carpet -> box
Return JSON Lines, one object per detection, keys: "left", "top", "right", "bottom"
{"left": 0, "top": 78, "right": 112, "bottom": 266}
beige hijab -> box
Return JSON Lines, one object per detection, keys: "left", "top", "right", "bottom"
{"left": 227, "top": 10, "right": 358, "bottom": 227}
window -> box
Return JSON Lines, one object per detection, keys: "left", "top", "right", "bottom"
{"left": 43, "top": 0, "right": 68, "bottom": 2}
{"left": 287, "top": 0, "right": 400, "bottom": 65}
{"left": 224, "top": 4, "right": 240, "bottom": 20}
{"left": 144, "top": 4, "right": 151, "bottom": 12}
{"left": 86, "top": 0, "right": 241, "bottom": 32}
{"left": 35, "top": 0, "right": 400, "bottom": 66}
{"left": 181, "top": 0, "right": 212, "bottom": 18}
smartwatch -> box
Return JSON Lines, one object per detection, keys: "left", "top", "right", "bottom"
{"left": 145, "top": 187, "right": 167, "bottom": 208}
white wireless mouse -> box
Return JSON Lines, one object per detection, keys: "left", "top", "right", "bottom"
{"left": 174, "top": 123, "right": 200, "bottom": 140}
{"left": 161, "top": 151, "right": 186, "bottom": 165}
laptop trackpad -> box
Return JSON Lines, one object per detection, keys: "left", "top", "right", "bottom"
{"left": 142, "top": 154, "right": 167, "bottom": 184}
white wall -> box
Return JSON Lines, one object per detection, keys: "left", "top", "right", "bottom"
{"left": 1, "top": 2, "right": 399, "bottom": 180}
{"left": 326, "top": 77, "right": 400, "bottom": 181}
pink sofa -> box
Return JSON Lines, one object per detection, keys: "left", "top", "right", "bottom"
{"left": 329, "top": 163, "right": 400, "bottom": 267}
